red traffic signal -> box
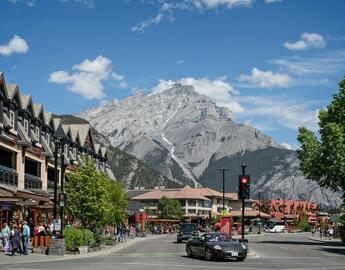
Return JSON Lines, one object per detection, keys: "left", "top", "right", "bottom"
{"left": 238, "top": 175, "right": 250, "bottom": 200}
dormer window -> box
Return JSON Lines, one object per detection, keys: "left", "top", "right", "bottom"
{"left": 73, "top": 148, "right": 77, "bottom": 159}
{"left": 35, "top": 126, "right": 40, "bottom": 141}
{"left": 9, "top": 110, "right": 15, "bottom": 127}
{"left": 46, "top": 133, "right": 50, "bottom": 145}
{"left": 24, "top": 119, "right": 29, "bottom": 134}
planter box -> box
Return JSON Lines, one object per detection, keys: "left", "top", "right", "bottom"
{"left": 77, "top": 246, "right": 88, "bottom": 254}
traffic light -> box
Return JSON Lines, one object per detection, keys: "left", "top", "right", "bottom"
{"left": 238, "top": 175, "right": 250, "bottom": 200}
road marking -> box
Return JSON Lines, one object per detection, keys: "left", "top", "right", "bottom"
{"left": 122, "top": 262, "right": 265, "bottom": 270}
{"left": 122, "top": 262, "right": 345, "bottom": 270}
{"left": 109, "top": 252, "right": 185, "bottom": 257}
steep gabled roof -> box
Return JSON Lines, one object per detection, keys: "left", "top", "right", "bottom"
{"left": 6, "top": 84, "right": 18, "bottom": 99}
{"left": 20, "top": 94, "right": 32, "bottom": 110}
{"left": 52, "top": 118, "right": 61, "bottom": 131}
{"left": 6, "top": 83, "right": 23, "bottom": 108}
{"left": 44, "top": 112, "right": 53, "bottom": 126}
{"left": 33, "top": 103, "right": 44, "bottom": 120}
{"left": 0, "top": 72, "right": 9, "bottom": 99}
{"left": 69, "top": 124, "right": 90, "bottom": 147}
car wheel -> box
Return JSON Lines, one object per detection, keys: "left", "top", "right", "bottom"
{"left": 186, "top": 246, "right": 193, "bottom": 257}
{"left": 236, "top": 257, "right": 246, "bottom": 262}
{"left": 205, "top": 248, "right": 213, "bottom": 261}
{"left": 177, "top": 239, "right": 182, "bottom": 243}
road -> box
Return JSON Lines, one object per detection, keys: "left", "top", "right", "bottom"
{"left": 1, "top": 233, "right": 344, "bottom": 270}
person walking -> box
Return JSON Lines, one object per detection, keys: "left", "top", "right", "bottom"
{"left": 1, "top": 223, "right": 11, "bottom": 253}
{"left": 10, "top": 224, "right": 22, "bottom": 256}
{"left": 22, "top": 221, "right": 30, "bottom": 255}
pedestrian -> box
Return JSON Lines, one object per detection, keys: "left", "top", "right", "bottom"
{"left": 10, "top": 224, "right": 23, "bottom": 256}
{"left": 1, "top": 223, "right": 11, "bottom": 253}
{"left": 311, "top": 226, "right": 316, "bottom": 237}
{"left": 328, "top": 227, "right": 334, "bottom": 240}
{"left": 22, "top": 221, "right": 30, "bottom": 255}
{"left": 319, "top": 227, "right": 323, "bottom": 239}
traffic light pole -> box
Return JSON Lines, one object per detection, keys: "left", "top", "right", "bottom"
{"left": 241, "top": 163, "right": 246, "bottom": 240}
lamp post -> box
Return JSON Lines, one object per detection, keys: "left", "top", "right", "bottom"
{"left": 241, "top": 163, "right": 246, "bottom": 240}
{"left": 218, "top": 169, "right": 229, "bottom": 213}
{"left": 53, "top": 124, "right": 69, "bottom": 238}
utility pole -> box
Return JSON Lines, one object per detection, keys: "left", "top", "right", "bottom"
{"left": 241, "top": 163, "right": 245, "bottom": 240}
{"left": 218, "top": 169, "right": 229, "bottom": 212}
{"left": 258, "top": 192, "right": 261, "bottom": 234}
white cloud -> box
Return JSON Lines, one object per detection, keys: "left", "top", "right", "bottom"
{"left": 48, "top": 55, "right": 126, "bottom": 100}
{"left": 176, "top": 59, "right": 184, "bottom": 64}
{"left": 271, "top": 49, "right": 345, "bottom": 75}
{"left": 9, "top": 0, "right": 36, "bottom": 7}
{"left": 59, "top": 0, "right": 95, "bottom": 8}
{"left": 0, "top": 35, "right": 29, "bottom": 56}
{"left": 265, "top": 0, "right": 281, "bottom": 3}
{"left": 151, "top": 76, "right": 244, "bottom": 113}
{"left": 284, "top": 32, "right": 326, "bottom": 51}
{"left": 238, "top": 67, "right": 293, "bottom": 88}
{"left": 132, "top": 0, "right": 253, "bottom": 32}
{"left": 237, "top": 95, "right": 319, "bottom": 130}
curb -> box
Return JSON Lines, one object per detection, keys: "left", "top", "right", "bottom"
{"left": 0, "top": 234, "right": 165, "bottom": 265}
{"left": 307, "top": 236, "right": 343, "bottom": 244}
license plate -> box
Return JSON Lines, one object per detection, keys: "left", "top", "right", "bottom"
{"left": 232, "top": 252, "right": 238, "bottom": 257}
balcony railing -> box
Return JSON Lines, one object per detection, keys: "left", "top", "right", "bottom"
{"left": 47, "top": 179, "right": 55, "bottom": 190}
{"left": 0, "top": 164, "right": 18, "bottom": 187}
{"left": 25, "top": 173, "right": 42, "bottom": 190}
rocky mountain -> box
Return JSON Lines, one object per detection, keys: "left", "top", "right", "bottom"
{"left": 79, "top": 84, "right": 341, "bottom": 207}
{"left": 91, "top": 128, "right": 180, "bottom": 189}
{"left": 56, "top": 114, "right": 179, "bottom": 189}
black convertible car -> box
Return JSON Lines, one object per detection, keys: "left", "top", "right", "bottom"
{"left": 186, "top": 233, "right": 247, "bottom": 261}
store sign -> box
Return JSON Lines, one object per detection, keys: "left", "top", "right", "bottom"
{"left": 0, "top": 203, "right": 12, "bottom": 211}
{"left": 54, "top": 219, "right": 61, "bottom": 231}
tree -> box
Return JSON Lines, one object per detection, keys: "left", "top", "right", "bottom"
{"left": 298, "top": 77, "right": 345, "bottom": 241}
{"left": 297, "top": 77, "right": 345, "bottom": 195}
{"left": 157, "top": 196, "right": 183, "bottom": 220}
{"left": 65, "top": 159, "right": 127, "bottom": 231}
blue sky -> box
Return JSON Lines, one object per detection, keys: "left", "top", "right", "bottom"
{"left": 1, "top": 0, "right": 345, "bottom": 149}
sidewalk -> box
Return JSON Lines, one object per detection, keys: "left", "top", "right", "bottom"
{"left": 0, "top": 234, "right": 164, "bottom": 265}
{"left": 307, "top": 235, "right": 343, "bottom": 245}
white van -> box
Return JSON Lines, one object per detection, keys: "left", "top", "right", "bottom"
{"left": 268, "top": 224, "right": 285, "bottom": 233}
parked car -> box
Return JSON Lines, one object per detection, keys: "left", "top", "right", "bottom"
{"left": 177, "top": 223, "right": 198, "bottom": 243}
{"left": 186, "top": 233, "right": 247, "bottom": 261}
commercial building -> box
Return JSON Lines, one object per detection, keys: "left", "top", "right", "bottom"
{"left": 130, "top": 185, "right": 238, "bottom": 222}
{"left": 0, "top": 72, "right": 114, "bottom": 227}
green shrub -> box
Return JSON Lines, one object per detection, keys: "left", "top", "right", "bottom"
{"left": 83, "top": 229, "right": 96, "bottom": 247}
{"left": 63, "top": 228, "right": 84, "bottom": 251}
{"left": 63, "top": 228, "right": 96, "bottom": 251}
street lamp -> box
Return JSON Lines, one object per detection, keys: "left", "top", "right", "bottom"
{"left": 218, "top": 169, "right": 229, "bottom": 213}
{"left": 53, "top": 124, "right": 69, "bottom": 238}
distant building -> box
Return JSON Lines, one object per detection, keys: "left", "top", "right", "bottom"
{"left": 130, "top": 185, "right": 238, "bottom": 222}
{"left": 257, "top": 199, "right": 319, "bottom": 225}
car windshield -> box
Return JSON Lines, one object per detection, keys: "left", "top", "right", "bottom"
{"left": 180, "top": 224, "right": 196, "bottom": 232}
{"left": 204, "top": 234, "right": 232, "bottom": 242}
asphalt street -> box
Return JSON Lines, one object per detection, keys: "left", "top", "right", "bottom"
{"left": 0, "top": 233, "right": 344, "bottom": 270}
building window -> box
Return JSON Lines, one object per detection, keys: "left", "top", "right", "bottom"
{"left": 24, "top": 119, "right": 29, "bottom": 133}
{"left": 188, "top": 200, "right": 196, "bottom": 207}
{"left": 73, "top": 148, "right": 77, "bottom": 159}
{"left": 64, "top": 144, "right": 68, "bottom": 155}
{"left": 9, "top": 110, "right": 15, "bottom": 127}
{"left": 35, "top": 126, "right": 40, "bottom": 140}
{"left": 46, "top": 133, "right": 50, "bottom": 145}
{"left": 188, "top": 209, "right": 196, "bottom": 214}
